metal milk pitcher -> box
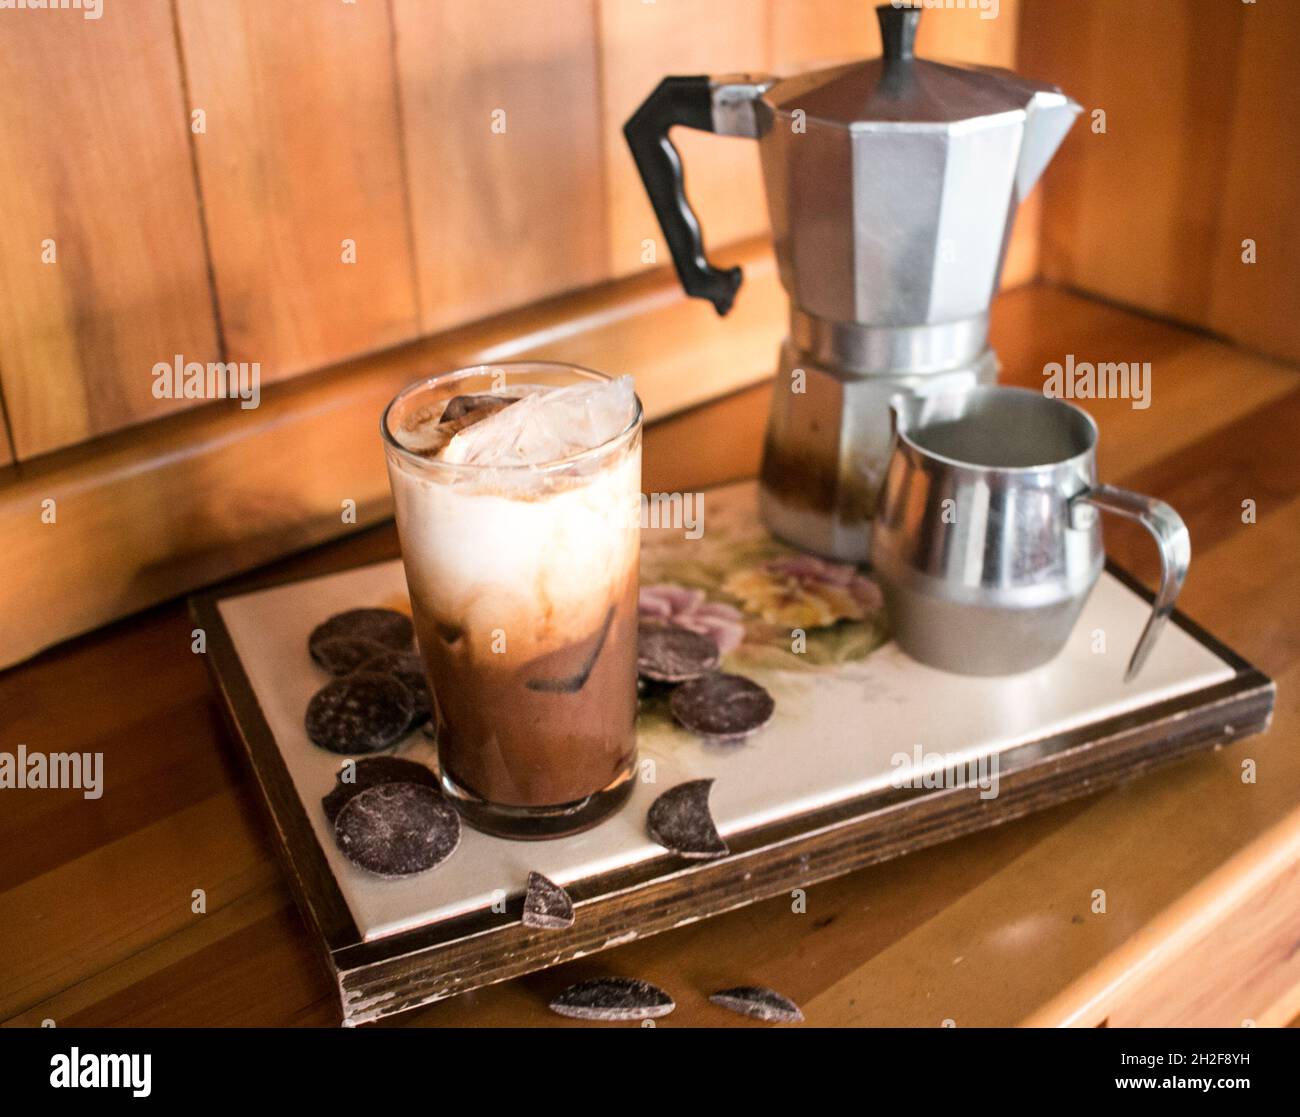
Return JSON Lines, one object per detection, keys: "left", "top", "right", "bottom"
{"left": 871, "top": 387, "right": 1190, "bottom": 680}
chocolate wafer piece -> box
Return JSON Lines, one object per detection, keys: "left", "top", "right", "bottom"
{"left": 359, "top": 650, "right": 433, "bottom": 728}
{"left": 522, "top": 871, "right": 575, "bottom": 930}
{"left": 308, "top": 608, "right": 413, "bottom": 668}
{"left": 670, "top": 672, "right": 774, "bottom": 740}
{"left": 322, "top": 755, "right": 440, "bottom": 824}
{"left": 440, "top": 393, "right": 515, "bottom": 423}
{"left": 636, "top": 622, "right": 720, "bottom": 683}
{"left": 312, "top": 636, "right": 393, "bottom": 677}
{"left": 709, "top": 986, "right": 804, "bottom": 1023}
{"left": 305, "top": 672, "right": 414, "bottom": 755}
{"left": 549, "top": 978, "right": 674, "bottom": 1022}
{"left": 646, "top": 778, "right": 728, "bottom": 860}
{"left": 333, "top": 783, "right": 460, "bottom": 878}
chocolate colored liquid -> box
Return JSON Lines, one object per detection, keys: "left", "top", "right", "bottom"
{"left": 413, "top": 573, "right": 638, "bottom": 808}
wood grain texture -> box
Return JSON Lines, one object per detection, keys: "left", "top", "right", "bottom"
{"left": 0, "top": 415, "right": 13, "bottom": 468}
{"left": 175, "top": 0, "right": 419, "bottom": 381}
{"left": 598, "top": 0, "right": 770, "bottom": 279}
{"left": 0, "top": 0, "right": 220, "bottom": 458}
{"left": 391, "top": 0, "right": 608, "bottom": 333}
{"left": 768, "top": 0, "right": 879, "bottom": 67}
{"left": 1027, "top": 811, "right": 1300, "bottom": 1027}
{"left": 1205, "top": 3, "right": 1300, "bottom": 365}
{"left": 0, "top": 0, "right": 1040, "bottom": 468}
{"left": 3, "top": 259, "right": 1295, "bottom": 671}
{"left": 0, "top": 241, "right": 784, "bottom": 670}
{"left": 1021, "top": 0, "right": 1300, "bottom": 364}
{"left": 4, "top": 285, "right": 1300, "bottom": 1028}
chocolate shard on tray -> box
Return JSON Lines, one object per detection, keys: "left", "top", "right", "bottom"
{"left": 548, "top": 977, "right": 674, "bottom": 1022}
{"left": 669, "top": 672, "right": 774, "bottom": 740}
{"left": 646, "top": 778, "right": 729, "bottom": 860}
{"left": 311, "top": 636, "right": 394, "bottom": 677}
{"left": 305, "top": 672, "right": 415, "bottom": 755}
{"left": 522, "top": 871, "right": 575, "bottom": 931}
{"left": 636, "top": 622, "right": 721, "bottom": 683}
{"left": 358, "top": 650, "right": 433, "bottom": 729}
{"left": 334, "top": 783, "right": 460, "bottom": 878}
{"left": 322, "top": 755, "right": 441, "bottom": 824}
{"left": 309, "top": 608, "right": 414, "bottom": 668}
{"left": 709, "top": 986, "right": 804, "bottom": 1024}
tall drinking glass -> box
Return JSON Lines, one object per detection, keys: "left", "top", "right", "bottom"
{"left": 381, "top": 362, "right": 642, "bottom": 838}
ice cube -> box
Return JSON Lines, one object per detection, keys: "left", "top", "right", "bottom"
{"left": 440, "top": 376, "right": 636, "bottom": 467}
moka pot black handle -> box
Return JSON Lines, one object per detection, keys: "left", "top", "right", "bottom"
{"left": 623, "top": 75, "right": 743, "bottom": 317}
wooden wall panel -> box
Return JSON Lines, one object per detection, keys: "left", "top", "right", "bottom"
{"left": 1021, "top": 0, "right": 1300, "bottom": 365}
{"left": 176, "top": 0, "right": 419, "bottom": 382}
{"left": 0, "top": 0, "right": 220, "bottom": 458}
{"left": 0, "top": 240, "right": 786, "bottom": 669}
{"left": 1206, "top": 5, "right": 1300, "bottom": 365}
{"left": 391, "top": 0, "right": 607, "bottom": 334}
{"left": 919, "top": 0, "right": 1020, "bottom": 67}
{"left": 598, "top": 0, "right": 770, "bottom": 281}
{"left": 768, "top": 0, "right": 878, "bottom": 68}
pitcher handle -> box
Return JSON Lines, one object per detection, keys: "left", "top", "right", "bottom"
{"left": 623, "top": 74, "right": 772, "bottom": 316}
{"left": 1070, "top": 484, "right": 1191, "bottom": 682}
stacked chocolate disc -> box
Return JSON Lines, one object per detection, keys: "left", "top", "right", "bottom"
{"left": 636, "top": 621, "right": 774, "bottom": 740}
{"left": 306, "top": 609, "right": 456, "bottom": 879}
{"left": 305, "top": 608, "right": 432, "bottom": 754}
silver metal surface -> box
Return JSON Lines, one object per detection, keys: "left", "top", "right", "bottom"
{"left": 1071, "top": 485, "right": 1191, "bottom": 681}
{"left": 790, "top": 308, "right": 989, "bottom": 376}
{"left": 751, "top": 61, "right": 1081, "bottom": 326}
{"left": 871, "top": 387, "right": 1190, "bottom": 679}
{"left": 758, "top": 344, "right": 997, "bottom": 563}
{"left": 709, "top": 74, "right": 776, "bottom": 139}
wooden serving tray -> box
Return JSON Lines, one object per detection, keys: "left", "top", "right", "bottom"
{"left": 191, "top": 483, "right": 1274, "bottom": 1026}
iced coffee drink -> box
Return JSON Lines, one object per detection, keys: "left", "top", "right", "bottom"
{"left": 381, "top": 363, "right": 642, "bottom": 839}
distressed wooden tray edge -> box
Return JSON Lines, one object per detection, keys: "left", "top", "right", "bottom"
{"left": 190, "top": 560, "right": 1275, "bottom": 1027}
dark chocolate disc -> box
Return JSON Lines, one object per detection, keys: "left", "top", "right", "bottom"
{"left": 359, "top": 650, "right": 433, "bottom": 728}
{"left": 549, "top": 977, "right": 674, "bottom": 1022}
{"left": 322, "top": 755, "right": 441, "bottom": 824}
{"left": 709, "top": 986, "right": 804, "bottom": 1023}
{"left": 669, "top": 673, "right": 774, "bottom": 739}
{"left": 333, "top": 783, "right": 460, "bottom": 878}
{"left": 311, "top": 636, "right": 394, "bottom": 676}
{"left": 522, "top": 871, "right": 575, "bottom": 930}
{"left": 305, "top": 672, "right": 415, "bottom": 755}
{"left": 646, "top": 778, "right": 728, "bottom": 860}
{"left": 308, "top": 608, "right": 414, "bottom": 668}
{"left": 636, "top": 622, "right": 720, "bottom": 683}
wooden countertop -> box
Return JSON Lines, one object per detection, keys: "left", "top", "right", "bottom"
{"left": 3, "top": 282, "right": 1298, "bottom": 1028}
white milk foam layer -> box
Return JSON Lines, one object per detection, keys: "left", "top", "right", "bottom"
{"left": 387, "top": 379, "right": 640, "bottom": 664}
{"left": 389, "top": 450, "right": 640, "bottom": 663}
